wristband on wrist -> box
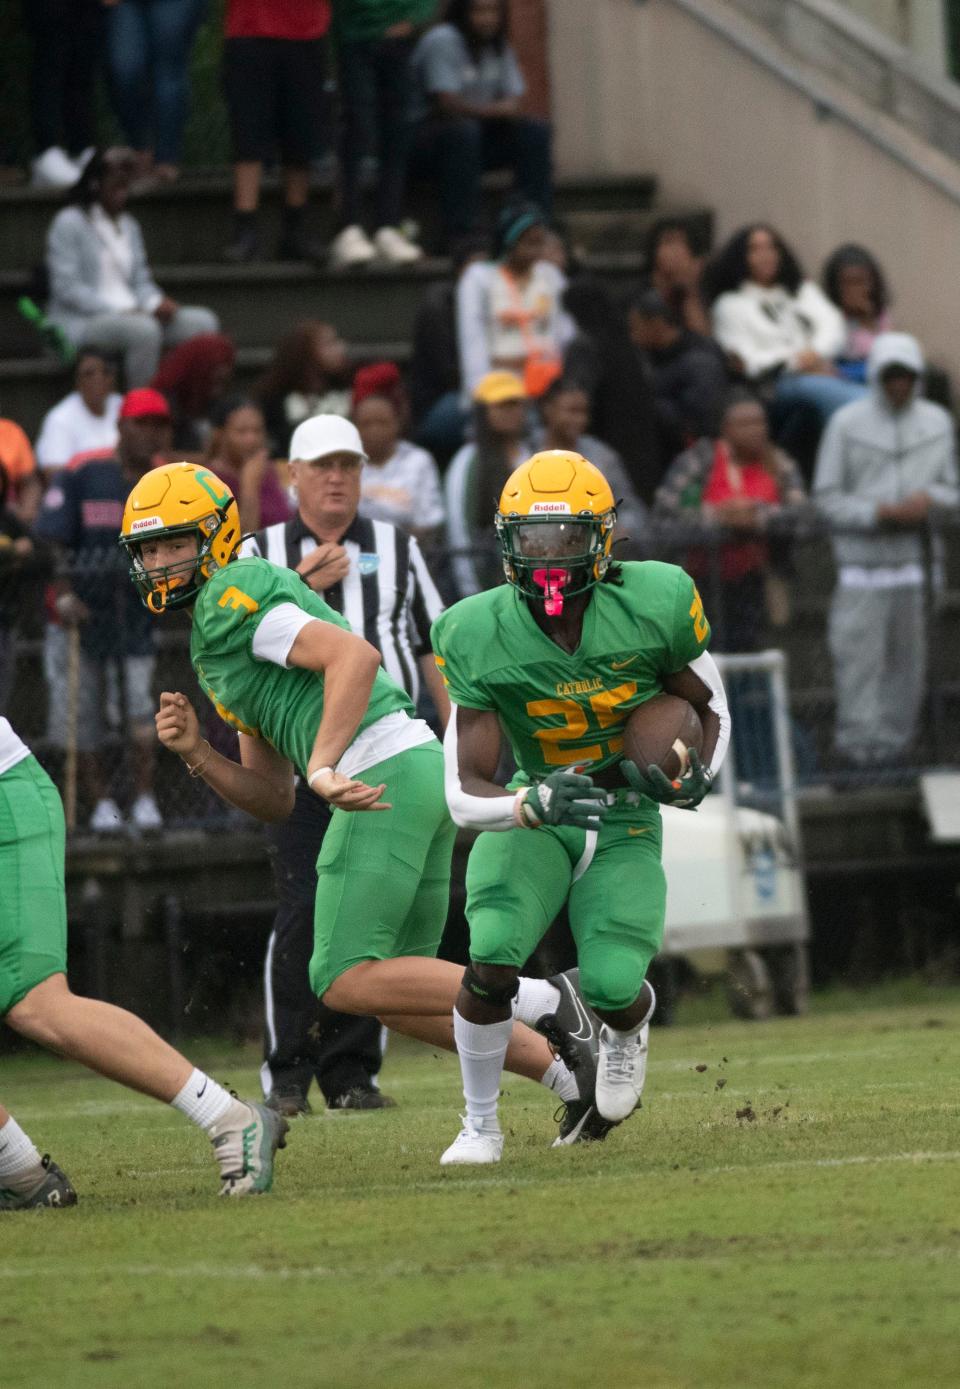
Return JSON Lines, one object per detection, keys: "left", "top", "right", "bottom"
{"left": 183, "top": 739, "right": 212, "bottom": 778}
{"left": 308, "top": 765, "right": 334, "bottom": 790}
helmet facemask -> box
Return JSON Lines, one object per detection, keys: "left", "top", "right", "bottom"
{"left": 497, "top": 512, "right": 615, "bottom": 615}
{"left": 121, "top": 511, "right": 225, "bottom": 613}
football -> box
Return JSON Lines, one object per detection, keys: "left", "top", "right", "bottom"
{"left": 621, "top": 693, "right": 704, "bottom": 781}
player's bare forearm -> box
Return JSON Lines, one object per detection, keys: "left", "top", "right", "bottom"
{"left": 155, "top": 694, "right": 294, "bottom": 821}
{"left": 662, "top": 666, "right": 721, "bottom": 768}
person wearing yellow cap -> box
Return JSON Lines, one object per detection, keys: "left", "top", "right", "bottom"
{"left": 445, "top": 370, "right": 536, "bottom": 597}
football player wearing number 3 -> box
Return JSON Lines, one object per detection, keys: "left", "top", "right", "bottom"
{"left": 431, "top": 450, "right": 732, "bottom": 1164}
{"left": 118, "top": 461, "right": 609, "bottom": 1149}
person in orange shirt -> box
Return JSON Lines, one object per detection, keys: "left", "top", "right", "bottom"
{"left": 0, "top": 418, "right": 41, "bottom": 525}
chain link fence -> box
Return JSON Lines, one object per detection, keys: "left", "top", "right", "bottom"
{"left": 2, "top": 516, "right": 959, "bottom": 834}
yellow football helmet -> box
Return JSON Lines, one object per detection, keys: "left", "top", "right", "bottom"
{"left": 496, "top": 451, "right": 617, "bottom": 613}
{"left": 119, "top": 462, "right": 241, "bottom": 613}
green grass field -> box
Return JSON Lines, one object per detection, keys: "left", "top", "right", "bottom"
{"left": 3, "top": 982, "right": 959, "bottom": 1389}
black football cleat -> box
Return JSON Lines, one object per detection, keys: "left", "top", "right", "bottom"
{"left": 327, "top": 1085, "right": 397, "bottom": 1112}
{"left": 264, "top": 1085, "right": 313, "bottom": 1119}
{"left": 0, "top": 1154, "right": 78, "bottom": 1210}
{"left": 535, "top": 968, "right": 621, "bottom": 1146}
{"left": 553, "top": 1099, "right": 619, "bottom": 1147}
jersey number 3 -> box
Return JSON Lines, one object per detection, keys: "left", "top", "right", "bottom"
{"left": 527, "top": 682, "right": 637, "bottom": 766}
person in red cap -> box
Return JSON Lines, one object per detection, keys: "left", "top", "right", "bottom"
{"left": 34, "top": 388, "right": 173, "bottom": 832}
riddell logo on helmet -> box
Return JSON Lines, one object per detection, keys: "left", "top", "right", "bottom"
{"left": 129, "top": 516, "right": 164, "bottom": 532}
{"left": 529, "top": 502, "right": 571, "bottom": 514}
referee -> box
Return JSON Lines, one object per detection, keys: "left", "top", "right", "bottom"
{"left": 242, "top": 415, "right": 449, "bottom": 1116}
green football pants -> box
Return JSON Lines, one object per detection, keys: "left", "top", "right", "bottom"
{"left": 465, "top": 797, "right": 666, "bottom": 1013}
{"left": 0, "top": 755, "right": 68, "bottom": 1016}
{"left": 308, "top": 742, "right": 456, "bottom": 998}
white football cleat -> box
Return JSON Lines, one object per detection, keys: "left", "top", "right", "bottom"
{"left": 595, "top": 1022, "right": 649, "bottom": 1121}
{"left": 329, "top": 224, "right": 376, "bottom": 269}
{"left": 373, "top": 226, "right": 423, "bottom": 265}
{"left": 440, "top": 1116, "right": 504, "bottom": 1166}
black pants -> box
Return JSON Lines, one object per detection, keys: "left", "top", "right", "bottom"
{"left": 410, "top": 114, "right": 552, "bottom": 242}
{"left": 22, "top": 0, "right": 103, "bottom": 157}
{"left": 337, "top": 35, "right": 415, "bottom": 230}
{"left": 262, "top": 782, "right": 382, "bottom": 1104}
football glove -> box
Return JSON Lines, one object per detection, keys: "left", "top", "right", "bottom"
{"left": 518, "top": 771, "right": 609, "bottom": 831}
{"left": 622, "top": 749, "right": 714, "bottom": 811}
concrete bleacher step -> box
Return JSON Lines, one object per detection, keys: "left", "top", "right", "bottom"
{"left": 0, "top": 171, "right": 659, "bottom": 274}
{"left": 0, "top": 252, "right": 650, "bottom": 432}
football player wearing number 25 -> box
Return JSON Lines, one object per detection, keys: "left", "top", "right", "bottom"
{"left": 119, "top": 459, "right": 607, "bottom": 1146}
{"left": 431, "top": 450, "right": 732, "bottom": 1165}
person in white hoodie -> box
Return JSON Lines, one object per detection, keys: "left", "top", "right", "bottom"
{"left": 813, "top": 332, "right": 959, "bottom": 768}
{"left": 708, "top": 224, "right": 864, "bottom": 433}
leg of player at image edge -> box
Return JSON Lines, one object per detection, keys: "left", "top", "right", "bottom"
{"left": 440, "top": 968, "right": 620, "bottom": 1167}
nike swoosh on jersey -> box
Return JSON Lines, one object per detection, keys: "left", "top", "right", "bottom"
{"left": 611, "top": 654, "right": 640, "bottom": 669}
{"left": 559, "top": 976, "right": 595, "bottom": 1043}
{"left": 627, "top": 826, "right": 652, "bottom": 836}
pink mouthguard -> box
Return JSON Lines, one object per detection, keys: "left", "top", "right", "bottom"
{"left": 533, "top": 567, "right": 569, "bottom": 616}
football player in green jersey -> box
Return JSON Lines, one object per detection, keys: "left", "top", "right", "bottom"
{"left": 431, "top": 449, "right": 732, "bottom": 1164}
{"left": 118, "top": 454, "right": 607, "bottom": 1137}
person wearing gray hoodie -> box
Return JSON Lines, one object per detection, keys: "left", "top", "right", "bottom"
{"left": 813, "top": 332, "right": 959, "bottom": 767}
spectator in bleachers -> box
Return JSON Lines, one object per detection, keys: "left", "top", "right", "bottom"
{"left": 409, "top": 236, "right": 487, "bottom": 465}
{"left": 627, "top": 288, "right": 729, "bottom": 465}
{"left": 34, "top": 387, "right": 173, "bottom": 831}
{"left": 329, "top": 0, "right": 432, "bottom": 269}
{"left": 46, "top": 149, "right": 220, "bottom": 388}
{"left": 409, "top": 0, "right": 552, "bottom": 247}
{"left": 151, "top": 332, "right": 237, "bottom": 455}
{"left": 204, "top": 397, "right": 291, "bottom": 533}
{"left": 351, "top": 364, "right": 445, "bottom": 541}
{"left": 24, "top": 0, "right": 102, "bottom": 189}
{"left": 644, "top": 218, "right": 711, "bottom": 337}
{"left": 257, "top": 320, "right": 352, "bottom": 456}
{"left": 445, "top": 369, "right": 532, "bottom": 595}
{"left": 654, "top": 390, "right": 807, "bottom": 653}
{"left": 534, "top": 377, "right": 647, "bottom": 550}
{"left": 813, "top": 332, "right": 960, "bottom": 769}
{"left": 0, "top": 464, "right": 48, "bottom": 713}
{"left": 456, "top": 202, "right": 572, "bottom": 398}
{"left": 0, "top": 415, "right": 39, "bottom": 504}
{"left": 103, "top": 0, "right": 206, "bottom": 186}
{"left": 34, "top": 350, "right": 122, "bottom": 474}
{"left": 222, "top": 0, "right": 331, "bottom": 263}
{"left": 706, "top": 224, "right": 863, "bottom": 448}
{"left": 562, "top": 280, "right": 661, "bottom": 503}
{"left": 822, "top": 243, "right": 892, "bottom": 385}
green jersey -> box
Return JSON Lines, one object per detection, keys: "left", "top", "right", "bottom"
{"left": 191, "top": 558, "right": 413, "bottom": 774}
{"left": 431, "top": 561, "right": 710, "bottom": 779}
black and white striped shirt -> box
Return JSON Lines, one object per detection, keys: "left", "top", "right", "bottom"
{"left": 241, "top": 512, "right": 444, "bottom": 704}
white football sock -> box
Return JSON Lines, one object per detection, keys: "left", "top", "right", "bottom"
{"left": 0, "top": 1117, "right": 45, "bottom": 1193}
{"left": 541, "top": 1056, "right": 579, "bottom": 1102}
{"left": 453, "top": 1009, "right": 512, "bottom": 1126}
{"left": 514, "top": 977, "right": 561, "bottom": 1027}
{"left": 171, "top": 1069, "right": 237, "bottom": 1132}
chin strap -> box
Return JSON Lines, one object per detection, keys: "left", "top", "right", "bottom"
{"left": 532, "top": 567, "right": 569, "bottom": 616}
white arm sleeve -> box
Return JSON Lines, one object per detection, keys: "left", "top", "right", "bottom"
{"left": 443, "top": 704, "right": 519, "bottom": 831}
{"left": 251, "top": 603, "right": 317, "bottom": 668}
{"left": 688, "top": 650, "right": 731, "bottom": 776}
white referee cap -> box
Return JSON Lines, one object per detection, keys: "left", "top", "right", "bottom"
{"left": 288, "top": 415, "right": 367, "bottom": 463}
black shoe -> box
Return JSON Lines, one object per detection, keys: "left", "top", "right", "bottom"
{"left": 552, "top": 1099, "right": 618, "bottom": 1147}
{"left": 224, "top": 227, "right": 261, "bottom": 264}
{"left": 535, "top": 968, "right": 621, "bottom": 1145}
{"left": 0, "top": 1154, "right": 78, "bottom": 1210}
{"left": 327, "top": 1085, "right": 397, "bottom": 1112}
{"left": 264, "top": 1085, "right": 312, "bottom": 1118}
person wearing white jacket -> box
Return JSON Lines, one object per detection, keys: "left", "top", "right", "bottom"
{"left": 813, "top": 332, "right": 960, "bottom": 768}
{"left": 708, "top": 224, "right": 864, "bottom": 429}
